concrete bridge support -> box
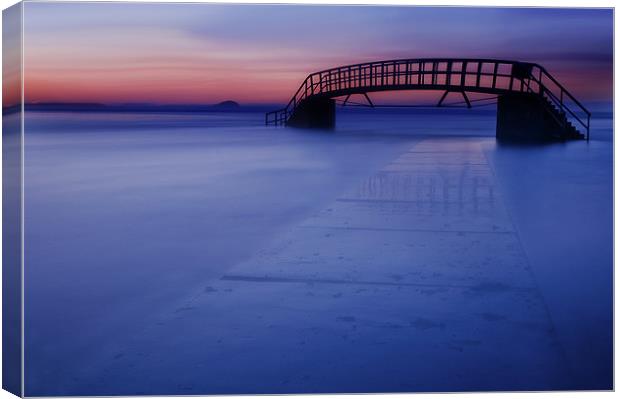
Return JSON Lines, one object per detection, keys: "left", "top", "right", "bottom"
{"left": 287, "top": 98, "right": 336, "bottom": 129}
{"left": 496, "top": 93, "right": 565, "bottom": 141}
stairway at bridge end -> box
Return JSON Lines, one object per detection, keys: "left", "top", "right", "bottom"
{"left": 287, "top": 98, "right": 336, "bottom": 129}
{"left": 496, "top": 93, "right": 583, "bottom": 141}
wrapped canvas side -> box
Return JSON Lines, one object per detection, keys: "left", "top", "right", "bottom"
{"left": 2, "top": 2, "right": 23, "bottom": 397}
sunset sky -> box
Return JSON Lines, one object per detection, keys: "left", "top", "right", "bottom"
{"left": 18, "top": 3, "right": 613, "bottom": 106}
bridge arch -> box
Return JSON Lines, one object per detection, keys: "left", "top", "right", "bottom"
{"left": 265, "top": 58, "right": 590, "bottom": 140}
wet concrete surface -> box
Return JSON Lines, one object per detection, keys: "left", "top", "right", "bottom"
{"left": 67, "top": 137, "right": 577, "bottom": 395}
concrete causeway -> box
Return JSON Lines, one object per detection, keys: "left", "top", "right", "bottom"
{"left": 86, "top": 137, "right": 573, "bottom": 394}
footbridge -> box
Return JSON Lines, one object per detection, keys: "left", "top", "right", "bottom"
{"left": 265, "top": 58, "right": 590, "bottom": 141}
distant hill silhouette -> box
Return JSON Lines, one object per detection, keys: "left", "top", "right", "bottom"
{"left": 213, "top": 100, "right": 240, "bottom": 109}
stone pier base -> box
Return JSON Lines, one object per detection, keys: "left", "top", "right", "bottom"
{"left": 496, "top": 93, "right": 563, "bottom": 141}
{"left": 287, "top": 98, "right": 336, "bottom": 129}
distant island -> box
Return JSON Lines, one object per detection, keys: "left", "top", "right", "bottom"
{"left": 214, "top": 100, "right": 240, "bottom": 109}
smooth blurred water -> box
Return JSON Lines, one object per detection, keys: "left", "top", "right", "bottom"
{"left": 21, "top": 109, "right": 612, "bottom": 393}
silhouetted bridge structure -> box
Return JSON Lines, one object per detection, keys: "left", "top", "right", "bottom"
{"left": 265, "top": 58, "right": 590, "bottom": 141}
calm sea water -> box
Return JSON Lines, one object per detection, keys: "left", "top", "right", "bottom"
{"left": 19, "top": 109, "right": 612, "bottom": 394}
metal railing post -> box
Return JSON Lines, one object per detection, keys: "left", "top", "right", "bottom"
{"left": 405, "top": 62, "right": 410, "bottom": 85}
{"left": 359, "top": 65, "right": 362, "bottom": 87}
{"left": 418, "top": 62, "right": 423, "bottom": 85}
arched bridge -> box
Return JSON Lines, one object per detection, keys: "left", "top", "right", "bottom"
{"left": 265, "top": 58, "right": 591, "bottom": 141}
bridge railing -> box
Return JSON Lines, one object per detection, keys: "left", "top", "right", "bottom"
{"left": 266, "top": 58, "right": 591, "bottom": 139}
{"left": 525, "top": 65, "right": 591, "bottom": 140}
